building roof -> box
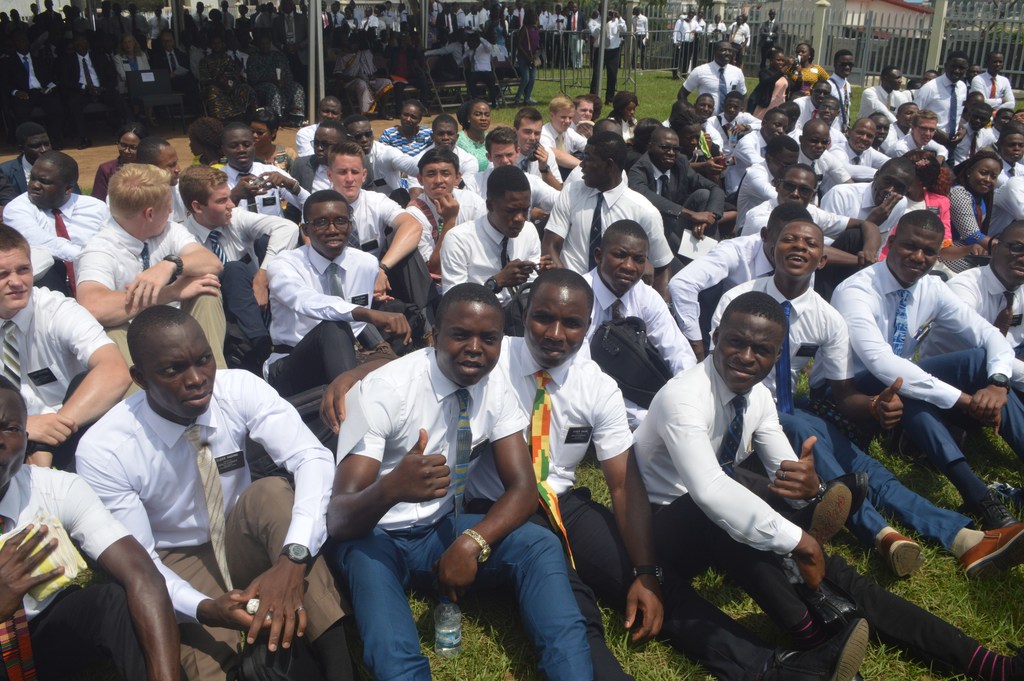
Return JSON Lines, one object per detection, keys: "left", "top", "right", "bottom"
{"left": 876, "top": 0, "right": 934, "bottom": 15}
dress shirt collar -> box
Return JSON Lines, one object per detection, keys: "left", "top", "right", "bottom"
{"left": 937, "top": 73, "right": 956, "bottom": 90}
{"left": 305, "top": 243, "right": 348, "bottom": 276}
{"left": 858, "top": 182, "right": 878, "bottom": 210}
{"left": 512, "top": 333, "right": 572, "bottom": 387}
{"left": 138, "top": 389, "right": 218, "bottom": 450}
{"left": 426, "top": 348, "right": 485, "bottom": 402}
{"left": 106, "top": 218, "right": 148, "bottom": 254}
{"left": 874, "top": 260, "right": 916, "bottom": 299}
{"left": 589, "top": 178, "right": 627, "bottom": 207}
{"left": 184, "top": 213, "right": 224, "bottom": 237}
{"left": 979, "top": 264, "right": 1018, "bottom": 294}
{"left": 478, "top": 214, "right": 506, "bottom": 249}
{"left": 0, "top": 468, "right": 30, "bottom": 527}
{"left": 765, "top": 276, "right": 815, "bottom": 316}
{"left": 588, "top": 266, "right": 633, "bottom": 314}
{"left": 7, "top": 294, "right": 36, "bottom": 336}
{"left": 703, "top": 356, "right": 741, "bottom": 411}
{"left": 21, "top": 156, "right": 32, "bottom": 178}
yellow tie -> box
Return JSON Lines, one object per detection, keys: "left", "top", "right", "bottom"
{"left": 531, "top": 371, "right": 573, "bottom": 566}
{"left": 184, "top": 425, "right": 233, "bottom": 590}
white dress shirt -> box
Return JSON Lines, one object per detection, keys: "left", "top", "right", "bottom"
{"left": 341, "top": 347, "right": 527, "bottom": 531}
{"left": 992, "top": 176, "right": 1024, "bottom": 236}
{"left": 705, "top": 111, "right": 760, "bottom": 155}
{"left": 541, "top": 123, "right": 587, "bottom": 155}
{"left": 669, "top": 234, "right": 773, "bottom": 341}
{"left": 12, "top": 52, "right": 44, "bottom": 92}
{"left": 462, "top": 167, "right": 558, "bottom": 212}
{"left": 712, "top": 277, "right": 853, "bottom": 396}
{"left": 514, "top": 146, "right": 559, "bottom": 180}
{"left": 821, "top": 182, "right": 907, "bottom": 248}
{"left": 3, "top": 193, "right": 109, "bottom": 262}
{"left": 403, "top": 144, "right": 477, "bottom": 190}
{"left": 725, "top": 130, "right": 770, "bottom": 194}
{"left": 800, "top": 149, "right": 852, "bottom": 195}
{"left": 888, "top": 129, "right": 949, "bottom": 159}
{"left": 223, "top": 161, "right": 309, "bottom": 217}
{"left": 912, "top": 74, "right": 967, "bottom": 135}
{"left": 998, "top": 159, "right": 1024, "bottom": 190}
{"left": 76, "top": 53, "right": 101, "bottom": 89}
{"left": 735, "top": 163, "right": 777, "bottom": 234}
{"left": 740, "top": 198, "right": 849, "bottom": 241}
{"left": 827, "top": 75, "right": 852, "bottom": 127}
{"left": 858, "top": 85, "right": 912, "bottom": 123}
{"left": 294, "top": 123, "right": 318, "bottom": 157}
{"left": 440, "top": 215, "right": 540, "bottom": 303}
{"left": 4, "top": 288, "right": 113, "bottom": 416}
{"left": 76, "top": 219, "right": 199, "bottom": 293}
{"left": 952, "top": 126, "right": 999, "bottom": 165}
{"left": 467, "top": 336, "right": 632, "bottom": 501}
{"left": 183, "top": 211, "right": 298, "bottom": 269}
{"left": 632, "top": 359, "right": 804, "bottom": 554}
{"left": 794, "top": 96, "right": 843, "bottom": 136}
{"left": 971, "top": 72, "right": 1016, "bottom": 112}
{"left": 546, "top": 179, "right": 671, "bottom": 274}
{"left": 832, "top": 261, "right": 1015, "bottom": 409}
{"left": 0, "top": 466, "right": 130, "bottom": 620}
{"left": 346, "top": 189, "right": 407, "bottom": 258}
{"left": 266, "top": 243, "right": 378, "bottom": 365}
{"left": 683, "top": 62, "right": 747, "bottom": 115}
{"left": 828, "top": 144, "right": 889, "bottom": 183}
{"left": 407, "top": 188, "right": 487, "bottom": 263}
{"left": 77, "top": 369, "right": 335, "bottom": 620}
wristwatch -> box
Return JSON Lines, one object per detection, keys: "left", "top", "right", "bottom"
{"left": 813, "top": 479, "right": 828, "bottom": 501}
{"left": 281, "top": 543, "right": 312, "bottom": 565}
{"left": 988, "top": 373, "right": 1010, "bottom": 389}
{"left": 484, "top": 276, "right": 502, "bottom": 294}
{"left": 461, "top": 529, "right": 491, "bottom": 563}
{"left": 632, "top": 565, "right": 664, "bottom": 584}
{"left": 162, "top": 255, "right": 183, "bottom": 283}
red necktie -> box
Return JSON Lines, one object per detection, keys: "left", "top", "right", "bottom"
{"left": 52, "top": 208, "right": 77, "bottom": 296}
{"left": 991, "top": 77, "right": 997, "bottom": 99}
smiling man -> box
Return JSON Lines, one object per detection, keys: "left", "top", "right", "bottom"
{"left": 833, "top": 210, "right": 1024, "bottom": 531}
{"left": 826, "top": 118, "right": 891, "bottom": 185}
{"left": 821, "top": 156, "right": 914, "bottom": 254}
{"left": 827, "top": 49, "right": 855, "bottom": 132}
{"left": 221, "top": 123, "right": 309, "bottom": 219}
{"left": 76, "top": 305, "right": 352, "bottom": 681}
{"left": 912, "top": 50, "right": 970, "bottom": 146}
{"left": 327, "top": 283, "right": 592, "bottom": 681}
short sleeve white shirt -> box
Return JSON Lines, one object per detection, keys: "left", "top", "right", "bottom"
{"left": 821, "top": 182, "right": 907, "bottom": 247}
{"left": 683, "top": 62, "right": 747, "bottom": 114}
{"left": 75, "top": 219, "right": 199, "bottom": 292}
{"left": 440, "top": 214, "right": 541, "bottom": 303}
{"left": 183, "top": 211, "right": 298, "bottom": 270}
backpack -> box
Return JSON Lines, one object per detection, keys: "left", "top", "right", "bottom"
{"left": 588, "top": 316, "right": 673, "bottom": 408}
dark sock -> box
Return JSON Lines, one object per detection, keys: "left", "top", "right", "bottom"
{"left": 788, "top": 609, "right": 827, "bottom": 650}
{"left": 966, "top": 645, "right": 1019, "bottom": 681}
{"left": 312, "top": 620, "right": 355, "bottom": 681}
{"left": 946, "top": 460, "right": 989, "bottom": 506}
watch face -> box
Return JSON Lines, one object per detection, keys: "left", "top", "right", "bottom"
{"left": 285, "top": 544, "right": 310, "bottom": 562}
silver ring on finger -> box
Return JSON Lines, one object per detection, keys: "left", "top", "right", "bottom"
{"left": 779, "top": 469, "right": 787, "bottom": 481}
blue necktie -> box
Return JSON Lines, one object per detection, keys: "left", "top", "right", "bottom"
{"left": 140, "top": 242, "right": 150, "bottom": 270}
{"left": 891, "top": 288, "right": 911, "bottom": 356}
{"left": 207, "top": 230, "right": 227, "bottom": 264}
{"left": 718, "top": 65, "right": 728, "bottom": 112}
{"left": 452, "top": 389, "right": 472, "bottom": 516}
{"left": 717, "top": 394, "right": 746, "bottom": 477}
{"left": 588, "top": 192, "right": 605, "bottom": 270}
{"left": 776, "top": 301, "right": 794, "bottom": 415}
{"left": 948, "top": 82, "right": 958, "bottom": 137}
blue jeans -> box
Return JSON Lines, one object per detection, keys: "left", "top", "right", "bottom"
{"left": 515, "top": 57, "right": 536, "bottom": 101}
{"left": 780, "top": 408, "right": 970, "bottom": 549}
{"left": 329, "top": 513, "right": 593, "bottom": 681}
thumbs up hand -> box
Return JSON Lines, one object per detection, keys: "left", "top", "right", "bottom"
{"left": 388, "top": 429, "right": 451, "bottom": 503}
{"left": 770, "top": 435, "right": 820, "bottom": 500}
{"left": 871, "top": 377, "right": 903, "bottom": 429}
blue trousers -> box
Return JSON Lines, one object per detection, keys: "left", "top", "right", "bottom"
{"left": 855, "top": 348, "right": 1024, "bottom": 479}
{"left": 329, "top": 513, "right": 593, "bottom": 681}
{"left": 222, "top": 259, "right": 270, "bottom": 342}
{"left": 780, "top": 408, "right": 970, "bottom": 549}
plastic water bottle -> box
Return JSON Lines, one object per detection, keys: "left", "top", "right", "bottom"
{"left": 434, "top": 598, "right": 462, "bottom": 658}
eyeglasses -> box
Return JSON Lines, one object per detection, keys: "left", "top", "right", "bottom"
{"left": 118, "top": 142, "right": 139, "bottom": 151}
{"left": 349, "top": 130, "right": 374, "bottom": 139}
{"left": 781, "top": 180, "right": 816, "bottom": 199}
{"left": 308, "top": 216, "right": 352, "bottom": 229}
{"left": 655, "top": 144, "right": 682, "bottom": 152}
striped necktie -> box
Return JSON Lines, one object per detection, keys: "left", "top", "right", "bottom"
{"left": 775, "top": 301, "right": 793, "bottom": 414}
{"left": 1, "top": 321, "right": 20, "bottom": 387}
{"left": 717, "top": 394, "right": 746, "bottom": 477}
{"left": 207, "top": 230, "right": 227, "bottom": 264}
{"left": 531, "top": 371, "right": 574, "bottom": 564}
{"left": 891, "top": 288, "right": 911, "bottom": 356}
{"left": 452, "top": 389, "right": 472, "bottom": 517}
{"left": 184, "top": 425, "right": 233, "bottom": 591}
{"left": 140, "top": 242, "right": 150, "bottom": 270}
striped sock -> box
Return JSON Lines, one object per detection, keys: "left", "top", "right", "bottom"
{"left": 966, "top": 645, "right": 1019, "bottom": 681}
{"left": 789, "top": 610, "right": 827, "bottom": 650}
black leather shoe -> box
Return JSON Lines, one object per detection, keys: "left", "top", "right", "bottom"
{"left": 758, "top": 618, "right": 869, "bottom": 681}
{"left": 968, "top": 492, "right": 1019, "bottom": 530}
{"left": 834, "top": 472, "right": 868, "bottom": 515}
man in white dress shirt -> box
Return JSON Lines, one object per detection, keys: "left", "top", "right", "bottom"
{"left": 179, "top": 165, "right": 299, "bottom": 369}
{"left": 887, "top": 109, "right": 948, "bottom": 161}
{"left": 735, "top": 135, "right": 799, "bottom": 234}
{"left": 404, "top": 114, "right": 480, "bottom": 191}
{"left": 76, "top": 164, "right": 228, "bottom": 370}
{"left": 222, "top": 123, "right": 309, "bottom": 220}
{"left": 680, "top": 41, "right": 747, "bottom": 115}
{"left": 343, "top": 114, "right": 421, "bottom": 197}
{"left": 291, "top": 120, "right": 347, "bottom": 193}
{"left": 327, "top": 283, "right": 593, "bottom": 681}
{"left": 832, "top": 209, "right": 1024, "bottom": 531}
{"left": 0, "top": 225, "right": 130, "bottom": 471}
{"left": 725, "top": 108, "right": 789, "bottom": 194}
{"left": 971, "top": 50, "right": 1016, "bottom": 113}
{"left": 912, "top": 50, "right": 970, "bottom": 148}
{"left": 542, "top": 95, "right": 588, "bottom": 174}
{"left": 294, "top": 96, "right": 344, "bottom": 157}
{"left": 952, "top": 102, "right": 999, "bottom": 165}
{"left": 0, "top": 378, "right": 182, "bottom": 680}
{"left": 265, "top": 190, "right": 410, "bottom": 397}
{"left": 827, "top": 50, "right": 855, "bottom": 133}
{"left": 462, "top": 126, "right": 559, "bottom": 215}
{"left": 589, "top": 9, "right": 627, "bottom": 105}
{"left": 858, "top": 65, "right": 912, "bottom": 123}
{"left": 798, "top": 119, "right": 852, "bottom": 196}
{"left": 995, "top": 124, "right": 1024, "bottom": 188}
{"left": 3, "top": 151, "right": 108, "bottom": 297}
{"left": 77, "top": 306, "right": 352, "bottom": 681}
{"left": 993, "top": 178, "right": 1024, "bottom": 235}
{"left": 543, "top": 132, "right": 672, "bottom": 295}
{"left": 821, "top": 156, "right": 914, "bottom": 252}
{"left": 136, "top": 136, "right": 187, "bottom": 222}
{"left": 513, "top": 107, "right": 563, "bottom": 190}
{"left": 827, "top": 118, "right": 891, "bottom": 187}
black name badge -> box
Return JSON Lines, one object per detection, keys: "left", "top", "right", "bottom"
{"left": 1013, "top": 314, "right": 1023, "bottom": 327}
{"left": 796, "top": 344, "right": 819, "bottom": 358}
{"left": 27, "top": 368, "right": 58, "bottom": 386}
{"left": 361, "top": 239, "right": 379, "bottom": 253}
{"left": 470, "top": 440, "right": 491, "bottom": 461}
{"left": 565, "top": 426, "right": 593, "bottom": 444}
{"left": 373, "top": 178, "right": 387, "bottom": 187}
{"left": 261, "top": 196, "right": 277, "bottom": 207}
{"left": 350, "top": 294, "right": 369, "bottom": 306}
{"left": 215, "top": 451, "right": 245, "bottom": 474}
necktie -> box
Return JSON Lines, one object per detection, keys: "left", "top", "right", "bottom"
{"left": 995, "top": 290, "right": 1015, "bottom": 336}
{"left": 82, "top": 57, "right": 95, "bottom": 87}
{"left": 775, "top": 301, "right": 793, "bottom": 414}
{"left": 555, "top": 132, "right": 565, "bottom": 151}
{"left": 970, "top": 130, "right": 978, "bottom": 156}
{"left": 518, "top": 155, "right": 531, "bottom": 172}
{"left": 991, "top": 76, "right": 997, "bottom": 99}
{"left": 716, "top": 394, "right": 746, "bottom": 476}
{"left": 452, "top": 389, "right": 472, "bottom": 516}
{"left": 363, "top": 154, "right": 377, "bottom": 190}
{"left": 1, "top": 321, "right": 20, "bottom": 387}
{"left": 0, "top": 522, "right": 35, "bottom": 681}
{"left": 718, "top": 66, "right": 728, "bottom": 111}
{"left": 852, "top": 155, "right": 861, "bottom": 166}
{"left": 891, "top": 288, "right": 911, "bottom": 356}
{"left": 21, "top": 55, "right": 30, "bottom": 77}
{"left": 239, "top": 173, "right": 259, "bottom": 212}
{"left": 183, "top": 425, "right": 233, "bottom": 591}
{"left": 326, "top": 262, "right": 345, "bottom": 298}
{"left": 139, "top": 242, "right": 150, "bottom": 270}
{"left": 948, "top": 82, "right": 958, "bottom": 137}
{"left": 499, "top": 236, "right": 509, "bottom": 268}
{"left": 588, "top": 192, "right": 604, "bottom": 270}
{"left": 611, "top": 299, "right": 625, "bottom": 320}
{"left": 207, "top": 230, "right": 227, "bottom": 264}
{"left": 658, "top": 173, "right": 668, "bottom": 197}
{"left": 51, "top": 208, "right": 77, "bottom": 295}
{"left": 1010, "top": 166, "right": 1017, "bottom": 178}
{"left": 169, "top": 51, "right": 178, "bottom": 71}
{"left": 531, "top": 371, "right": 574, "bottom": 564}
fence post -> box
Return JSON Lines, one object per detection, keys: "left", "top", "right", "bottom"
{"left": 925, "top": 0, "right": 949, "bottom": 71}
{"left": 812, "top": 0, "right": 829, "bottom": 55}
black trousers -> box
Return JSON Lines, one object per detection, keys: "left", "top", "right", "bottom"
{"left": 25, "top": 583, "right": 185, "bottom": 681}
{"left": 590, "top": 47, "right": 621, "bottom": 103}
{"left": 814, "top": 227, "right": 865, "bottom": 302}
{"left": 63, "top": 87, "right": 129, "bottom": 138}
{"left": 9, "top": 89, "right": 63, "bottom": 146}
{"left": 467, "top": 70, "right": 500, "bottom": 105}
{"left": 267, "top": 320, "right": 358, "bottom": 397}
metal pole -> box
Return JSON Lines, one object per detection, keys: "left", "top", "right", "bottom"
{"left": 420, "top": 0, "right": 429, "bottom": 50}
{"left": 595, "top": 0, "right": 609, "bottom": 100}
{"left": 316, "top": 4, "right": 326, "bottom": 106}
{"left": 308, "top": 2, "right": 318, "bottom": 122}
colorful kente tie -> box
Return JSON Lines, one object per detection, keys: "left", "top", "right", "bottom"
{"left": 776, "top": 301, "right": 794, "bottom": 415}
{"left": 717, "top": 394, "right": 746, "bottom": 477}
{"left": 0, "top": 516, "right": 36, "bottom": 681}
{"left": 531, "top": 371, "right": 573, "bottom": 564}
{"left": 452, "top": 389, "right": 472, "bottom": 517}
{"left": 891, "top": 288, "right": 911, "bottom": 356}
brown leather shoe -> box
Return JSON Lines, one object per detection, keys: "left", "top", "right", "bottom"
{"left": 960, "top": 523, "right": 1024, "bottom": 578}
{"left": 878, "top": 530, "right": 924, "bottom": 577}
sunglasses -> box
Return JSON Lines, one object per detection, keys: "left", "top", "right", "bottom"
{"left": 781, "top": 180, "right": 816, "bottom": 199}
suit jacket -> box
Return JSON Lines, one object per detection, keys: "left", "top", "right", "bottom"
{"left": 58, "top": 50, "right": 118, "bottom": 91}
{"left": 3, "top": 50, "right": 58, "bottom": 94}
{"left": 627, "top": 152, "right": 725, "bottom": 227}
{"left": 0, "top": 168, "right": 17, "bottom": 207}
{"left": 149, "top": 47, "right": 191, "bottom": 74}
{"left": 271, "top": 13, "right": 309, "bottom": 48}
{"left": 0, "top": 157, "right": 28, "bottom": 195}
{"left": 291, "top": 154, "right": 320, "bottom": 192}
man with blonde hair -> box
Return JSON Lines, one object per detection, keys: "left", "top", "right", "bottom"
{"left": 542, "top": 95, "right": 588, "bottom": 173}
{"left": 75, "top": 163, "right": 227, "bottom": 368}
